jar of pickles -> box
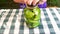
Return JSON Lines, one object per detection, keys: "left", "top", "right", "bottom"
{"left": 24, "top": 4, "right": 41, "bottom": 28}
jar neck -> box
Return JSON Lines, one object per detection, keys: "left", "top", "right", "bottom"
{"left": 27, "top": 5, "right": 37, "bottom": 9}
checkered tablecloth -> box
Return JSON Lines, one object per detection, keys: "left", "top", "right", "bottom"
{"left": 0, "top": 8, "right": 60, "bottom": 34}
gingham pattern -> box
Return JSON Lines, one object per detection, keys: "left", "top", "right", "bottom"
{"left": 0, "top": 8, "right": 60, "bottom": 34}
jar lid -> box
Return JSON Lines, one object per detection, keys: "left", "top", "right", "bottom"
{"left": 26, "top": 1, "right": 39, "bottom": 9}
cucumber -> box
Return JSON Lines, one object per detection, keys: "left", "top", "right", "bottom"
{"left": 24, "top": 6, "right": 41, "bottom": 28}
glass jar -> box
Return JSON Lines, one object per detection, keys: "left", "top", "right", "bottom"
{"left": 24, "top": 5, "right": 41, "bottom": 28}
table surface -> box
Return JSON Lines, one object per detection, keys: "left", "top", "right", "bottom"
{"left": 0, "top": 8, "right": 60, "bottom": 34}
